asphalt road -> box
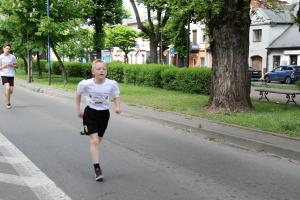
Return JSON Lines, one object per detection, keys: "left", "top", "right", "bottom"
{"left": 0, "top": 86, "right": 300, "bottom": 200}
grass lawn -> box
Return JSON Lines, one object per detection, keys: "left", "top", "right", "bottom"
{"left": 16, "top": 72, "right": 300, "bottom": 137}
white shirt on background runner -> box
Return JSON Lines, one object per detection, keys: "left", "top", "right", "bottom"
{"left": 0, "top": 53, "right": 17, "bottom": 77}
{"left": 77, "top": 78, "right": 120, "bottom": 110}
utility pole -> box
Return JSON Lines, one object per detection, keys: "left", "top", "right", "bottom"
{"left": 186, "top": 12, "right": 190, "bottom": 67}
{"left": 160, "top": 33, "right": 163, "bottom": 64}
{"left": 298, "top": 0, "right": 300, "bottom": 31}
{"left": 46, "top": 0, "right": 51, "bottom": 85}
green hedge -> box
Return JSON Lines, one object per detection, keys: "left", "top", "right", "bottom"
{"left": 107, "top": 62, "right": 124, "bottom": 83}
{"left": 18, "top": 59, "right": 212, "bottom": 95}
{"left": 176, "top": 68, "right": 211, "bottom": 94}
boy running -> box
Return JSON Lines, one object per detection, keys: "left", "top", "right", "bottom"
{"left": 76, "top": 59, "right": 121, "bottom": 181}
{"left": 0, "top": 43, "right": 17, "bottom": 109}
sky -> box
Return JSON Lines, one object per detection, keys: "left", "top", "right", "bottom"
{"left": 123, "top": 0, "right": 146, "bottom": 19}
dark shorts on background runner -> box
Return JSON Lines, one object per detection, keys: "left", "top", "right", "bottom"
{"left": 1, "top": 76, "right": 14, "bottom": 86}
{"left": 83, "top": 106, "right": 110, "bottom": 137}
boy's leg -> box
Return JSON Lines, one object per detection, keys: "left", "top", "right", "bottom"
{"left": 89, "top": 133, "right": 104, "bottom": 181}
{"left": 3, "top": 83, "right": 11, "bottom": 106}
{"left": 9, "top": 85, "right": 14, "bottom": 94}
{"left": 89, "top": 133, "right": 101, "bottom": 164}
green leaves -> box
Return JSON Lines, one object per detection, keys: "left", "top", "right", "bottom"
{"left": 106, "top": 25, "right": 138, "bottom": 62}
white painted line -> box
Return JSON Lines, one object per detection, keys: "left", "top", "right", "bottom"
{"left": 0, "top": 132, "right": 72, "bottom": 200}
{"left": 0, "top": 155, "right": 28, "bottom": 164}
{"left": 0, "top": 173, "right": 52, "bottom": 187}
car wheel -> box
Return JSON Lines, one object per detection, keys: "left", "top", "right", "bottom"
{"left": 285, "top": 76, "right": 292, "bottom": 84}
{"left": 265, "top": 76, "right": 271, "bottom": 83}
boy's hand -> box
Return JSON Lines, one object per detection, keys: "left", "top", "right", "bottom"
{"left": 115, "top": 107, "right": 122, "bottom": 114}
{"left": 77, "top": 111, "right": 83, "bottom": 118}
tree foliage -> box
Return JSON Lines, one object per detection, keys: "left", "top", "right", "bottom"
{"left": 168, "top": 0, "right": 253, "bottom": 112}
{"left": 106, "top": 25, "right": 138, "bottom": 63}
{"left": 56, "top": 28, "right": 94, "bottom": 62}
{"left": 129, "top": 0, "right": 170, "bottom": 63}
{"left": 0, "top": 0, "right": 93, "bottom": 84}
{"left": 87, "top": 0, "right": 127, "bottom": 58}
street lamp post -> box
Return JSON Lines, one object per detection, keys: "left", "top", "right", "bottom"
{"left": 186, "top": 12, "right": 190, "bottom": 67}
{"left": 298, "top": 0, "right": 300, "bottom": 32}
{"left": 160, "top": 33, "right": 163, "bottom": 64}
{"left": 46, "top": 0, "right": 51, "bottom": 85}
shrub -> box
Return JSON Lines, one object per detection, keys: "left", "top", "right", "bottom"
{"left": 123, "top": 65, "right": 139, "bottom": 84}
{"left": 161, "top": 68, "right": 180, "bottom": 90}
{"left": 65, "top": 62, "right": 91, "bottom": 78}
{"left": 107, "top": 62, "right": 124, "bottom": 83}
{"left": 176, "top": 67, "right": 211, "bottom": 94}
{"left": 51, "top": 61, "right": 61, "bottom": 75}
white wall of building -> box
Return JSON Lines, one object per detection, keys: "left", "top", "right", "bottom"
{"left": 249, "top": 24, "right": 290, "bottom": 70}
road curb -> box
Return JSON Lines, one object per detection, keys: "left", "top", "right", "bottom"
{"left": 16, "top": 79, "right": 300, "bottom": 162}
{"left": 123, "top": 109, "right": 300, "bottom": 162}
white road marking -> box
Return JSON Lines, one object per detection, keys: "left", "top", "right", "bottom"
{"left": 0, "top": 132, "right": 72, "bottom": 200}
{"left": 0, "top": 156, "right": 28, "bottom": 164}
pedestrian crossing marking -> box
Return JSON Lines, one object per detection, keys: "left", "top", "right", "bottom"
{"left": 0, "top": 132, "right": 72, "bottom": 200}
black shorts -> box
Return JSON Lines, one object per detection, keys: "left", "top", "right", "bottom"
{"left": 1, "top": 76, "right": 14, "bottom": 86}
{"left": 83, "top": 106, "right": 110, "bottom": 137}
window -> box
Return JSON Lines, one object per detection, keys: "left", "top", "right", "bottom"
{"left": 274, "top": 67, "right": 282, "bottom": 72}
{"left": 253, "top": 29, "right": 262, "bottom": 42}
{"left": 201, "top": 28, "right": 206, "bottom": 42}
{"left": 290, "top": 55, "right": 297, "bottom": 65}
{"left": 273, "top": 56, "right": 280, "bottom": 67}
{"left": 192, "top": 30, "right": 197, "bottom": 43}
{"left": 200, "top": 57, "right": 205, "bottom": 66}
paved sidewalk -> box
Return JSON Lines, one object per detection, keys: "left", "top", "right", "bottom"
{"left": 15, "top": 79, "right": 300, "bottom": 162}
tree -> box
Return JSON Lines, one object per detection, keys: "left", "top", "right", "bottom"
{"left": 87, "top": 0, "right": 126, "bottom": 59}
{"left": 129, "top": 0, "right": 170, "bottom": 63}
{"left": 0, "top": 0, "right": 47, "bottom": 82}
{"left": 168, "top": 0, "right": 253, "bottom": 112}
{"left": 56, "top": 28, "right": 94, "bottom": 62}
{"left": 106, "top": 25, "right": 137, "bottom": 63}
{"left": 0, "top": 0, "right": 92, "bottom": 84}
{"left": 164, "top": 4, "right": 191, "bottom": 67}
{"left": 37, "top": 0, "right": 93, "bottom": 84}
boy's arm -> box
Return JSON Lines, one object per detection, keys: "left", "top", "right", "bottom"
{"left": 76, "top": 93, "right": 83, "bottom": 118}
{"left": 113, "top": 97, "right": 121, "bottom": 114}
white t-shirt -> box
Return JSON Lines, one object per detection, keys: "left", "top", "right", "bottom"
{"left": 0, "top": 53, "right": 17, "bottom": 77}
{"left": 77, "top": 78, "right": 120, "bottom": 110}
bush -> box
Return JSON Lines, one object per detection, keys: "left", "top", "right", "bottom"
{"left": 16, "top": 59, "right": 26, "bottom": 69}
{"left": 123, "top": 65, "right": 139, "bottom": 84}
{"left": 107, "top": 62, "right": 124, "bottom": 83}
{"left": 65, "top": 62, "right": 91, "bottom": 78}
{"left": 161, "top": 68, "right": 180, "bottom": 90}
{"left": 51, "top": 61, "right": 61, "bottom": 75}
{"left": 142, "top": 65, "right": 165, "bottom": 87}
{"left": 176, "top": 68, "right": 211, "bottom": 94}
{"left": 23, "top": 59, "right": 212, "bottom": 95}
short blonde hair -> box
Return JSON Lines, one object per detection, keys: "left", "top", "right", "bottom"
{"left": 92, "top": 59, "right": 107, "bottom": 68}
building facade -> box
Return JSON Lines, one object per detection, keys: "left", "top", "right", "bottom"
{"left": 249, "top": 2, "right": 299, "bottom": 73}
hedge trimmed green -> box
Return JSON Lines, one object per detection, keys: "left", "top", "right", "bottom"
{"left": 17, "top": 59, "right": 212, "bottom": 95}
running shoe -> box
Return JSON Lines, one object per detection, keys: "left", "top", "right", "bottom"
{"left": 95, "top": 167, "right": 104, "bottom": 181}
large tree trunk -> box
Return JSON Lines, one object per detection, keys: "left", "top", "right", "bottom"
{"left": 93, "top": 20, "right": 104, "bottom": 59}
{"left": 149, "top": 37, "right": 159, "bottom": 64}
{"left": 206, "top": 1, "right": 252, "bottom": 112}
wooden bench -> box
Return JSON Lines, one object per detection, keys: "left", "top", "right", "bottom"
{"left": 254, "top": 88, "right": 300, "bottom": 105}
